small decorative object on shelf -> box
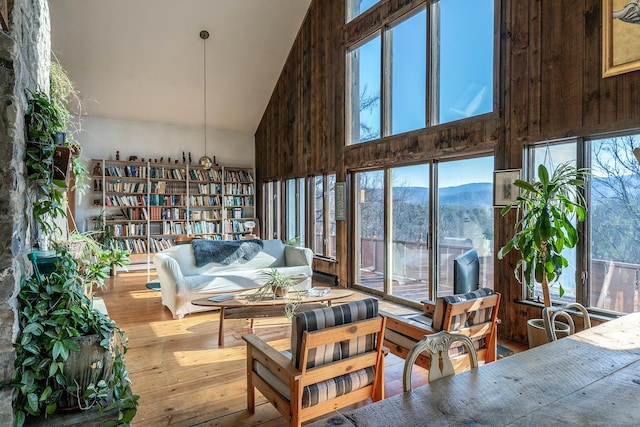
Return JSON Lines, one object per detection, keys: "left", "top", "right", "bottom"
{"left": 93, "top": 162, "right": 101, "bottom": 176}
{"left": 116, "top": 150, "right": 120, "bottom": 160}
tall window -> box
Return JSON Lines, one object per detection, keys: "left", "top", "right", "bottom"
{"left": 346, "top": 0, "right": 494, "bottom": 144}
{"left": 261, "top": 181, "right": 281, "bottom": 240}
{"left": 433, "top": 0, "right": 494, "bottom": 124}
{"left": 284, "top": 178, "right": 305, "bottom": 246}
{"left": 310, "top": 174, "right": 337, "bottom": 258}
{"left": 354, "top": 156, "right": 494, "bottom": 304}
{"left": 347, "top": 35, "right": 381, "bottom": 144}
{"left": 525, "top": 134, "right": 640, "bottom": 314}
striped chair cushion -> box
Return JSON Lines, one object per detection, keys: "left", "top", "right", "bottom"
{"left": 254, "top": 360, "right": 375, "bottom": 408}
{"left": 291, "top": 298, "right": 379, "bottom": 370}
{"left": 432, "top": 287, "right": 495, "bottom": 331}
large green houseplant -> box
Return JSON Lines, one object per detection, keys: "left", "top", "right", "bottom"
{"left": 498, "top": 161, "right": 587, "bottom": 307}
{"left": 498, "top": 162, "right": 587, "bottom": 346}
{"left": 0, "top": 245, "right": 138, "bottom": 426}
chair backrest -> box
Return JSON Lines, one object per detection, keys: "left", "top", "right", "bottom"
{"left": 403, "top": 330, "right": 478, "bottom": 391}
{"left": 432, "top": 287, "right": 496, "bottom": 331}
{"left": 291, "top": 298, "right": 379, "bottom": 370}
{"left": 542, "top": 302, "right": 591, "bottom": 342}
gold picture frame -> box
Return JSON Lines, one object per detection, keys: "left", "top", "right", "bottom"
{"left": 603, "top": 0, "right": 640, "bottom": 77}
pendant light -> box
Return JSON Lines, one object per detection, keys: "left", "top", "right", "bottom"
{"left": 199, "top": 30, "right": 213, "bottom": 170}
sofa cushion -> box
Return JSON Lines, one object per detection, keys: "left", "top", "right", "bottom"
{"left": 432, "top": 287, "right": 495, "bottom": 331}
{"left": 291, "top": 298, "right": 378, "bottom": 370}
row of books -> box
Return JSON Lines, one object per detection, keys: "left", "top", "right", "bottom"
{"left": 117, "top": 238, "right": 148, "bottom": 254}
{"left": 224, "top": 183, "right": 255, "bottom": 195}
{"left": 189, "top": 195, "right": 221, "bottom": 207}
{"left": 148, "top": 194, "right": 184, "bottom": 207}
{"left": 105, "top": 165, "right": 147, "bottom": 178}
{"left": 150, "top": 238, "right": 175, "bottom": 252}
{"left": 224, "top": 169, "right": 254, "bottom": 183}
{"left": 189, "top": 182, "right": 222, "bottom": 195}
{"left": 105, "top": 181, "right": 147, "bottom": 193}
{"left": 105, "top": 194, "right": 147, "bottom": 207}
{"left": 149, "top": 166, "right": 187, "bottom": 180}
{"left": 148, "top": 206, "right": 184, "bottom": 221}
{"left": 110, "top": 223, "right": 147, "bottom": 237}
{"left": 189, "top": 168, "right": 222, "bottom": 182}
{"left": 152, "top": 181, "right": 187, "bottom": 194}
{"left": 224, "top": 219, "right": 250, "bottom": 233}
{"left": 223, "top": 196, "right": 254, "bottom": 207}
{"left": 191, "top": 221, "right": 221, "bottom": 234}
{"left": 191, "top": 210, "right": 220, "bottom": 220}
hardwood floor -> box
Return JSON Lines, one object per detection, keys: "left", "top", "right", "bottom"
{"left": 97, "top": 271, "right": 525, "bottom": 426}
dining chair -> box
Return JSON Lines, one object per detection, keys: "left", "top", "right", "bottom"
{"left": 243, "top": 298, "right": 386, "bottom": 427}
{"left": 542, "top": 302, "right": 591, "bottom": 342}
{"left": 383, "top": 288, "right": 500, "bottom": 373}
{"left": 403, "top": 330, "right": 478, "bottom": 391}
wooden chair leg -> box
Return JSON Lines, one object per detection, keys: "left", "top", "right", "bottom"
{"left": 246, "top": 347, "right": 255, "bottom": 413}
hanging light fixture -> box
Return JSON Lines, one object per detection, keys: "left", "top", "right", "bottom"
{"left": 199, "top": 30, "right": 213, "bottom": 170}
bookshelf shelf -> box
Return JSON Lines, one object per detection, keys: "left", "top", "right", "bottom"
{"left": 91, "top": 160, "right": 255, "bottom": 264}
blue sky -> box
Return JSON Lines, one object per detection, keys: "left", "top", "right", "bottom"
{"left": 354, "top": 0, "right": 494, "bottom": 138}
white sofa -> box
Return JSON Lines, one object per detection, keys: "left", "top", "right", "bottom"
{"left": 152, "top": 239, "right": 314, "bottom": 319}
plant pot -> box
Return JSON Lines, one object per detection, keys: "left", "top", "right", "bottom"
{"left": 272, "top": 285, "right": 290, "bottom": 297}
{"left": 527, "top": 318, "right": 570, "bottom": 349}
{"left": 55, "top": 332, "right": 116, "bottom": 410}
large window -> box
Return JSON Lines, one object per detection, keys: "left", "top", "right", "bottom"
{"left": 346, "top": 0, "right": 494, "bottom": 145}
{"left": 284, "top": 178, "right": 305, "bottom": 246}
{"left": 525, "top": 135, "right": 640, "bottom": 314}
{"left": 311, "top": 174, "right": 336, "bottom": 257}
{"left": 262, "top": 181, "right": 281, "bottom": 240}
{"left": 433, "top": 0, "right": 494, "bottom": 124}
{"left": 354, "top": 155, "right": 494, "bottom": 304}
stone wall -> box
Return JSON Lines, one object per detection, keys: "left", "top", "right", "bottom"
{"left": 0, "top": 0, "right": 51, "bottom": 423}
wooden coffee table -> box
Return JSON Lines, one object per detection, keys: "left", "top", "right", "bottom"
{"left": 192, "top": 288, "right": 353, "bottom": 346}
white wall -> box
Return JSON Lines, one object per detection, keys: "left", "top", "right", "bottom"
{"left": 74, "top": 116, "right": 255, "bottom": 231}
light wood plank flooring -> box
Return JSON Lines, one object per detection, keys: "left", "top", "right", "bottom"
{"left": 97, "top": 271, "right": 525, "bottom": 426}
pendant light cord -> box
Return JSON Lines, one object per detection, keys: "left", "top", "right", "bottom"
{"left": 200, "top": 30, "right": 209, "bottom": 158}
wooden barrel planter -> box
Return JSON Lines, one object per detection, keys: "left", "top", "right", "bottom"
{"left": 56, "top": 332, "right": 115, "bottom": 411}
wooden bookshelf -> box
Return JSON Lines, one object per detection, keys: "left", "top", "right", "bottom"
{"left": 90, "top": 160, "right": 255, "bottom": 266}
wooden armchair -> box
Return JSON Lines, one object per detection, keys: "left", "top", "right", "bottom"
{"left": 243, "top": 298, "right": 386, "bottom": 427}
{"left": 382, "top": 288, "right": 500, "bottom": 374}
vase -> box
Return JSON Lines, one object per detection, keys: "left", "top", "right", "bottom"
{"left": 273, "top": 285, "right": 290, "bottom": 298}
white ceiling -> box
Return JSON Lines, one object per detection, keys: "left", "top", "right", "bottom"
{"left": 49, "top": 0, "right": 311, "bottom": 136}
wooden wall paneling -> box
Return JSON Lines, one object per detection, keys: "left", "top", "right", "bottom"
{"left": 582, "top": 0, "right": 602, "bottom": 126}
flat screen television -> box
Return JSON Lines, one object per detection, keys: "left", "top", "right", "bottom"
{"left": 453, "top": 248, "right": 479, "bottom": 295}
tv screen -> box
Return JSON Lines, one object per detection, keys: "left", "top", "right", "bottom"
{"left": 453, "top": 249, "right": 479, "bottom": 295}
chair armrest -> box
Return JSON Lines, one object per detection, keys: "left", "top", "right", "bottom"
{"left": 243, "top": 334, "right": 301, "bottom": 382}
{"left": 420, "top": 299, "right": 436, "bottom": 315}
{"left": 380, "top": 310, "right": 438, "bottom": 340}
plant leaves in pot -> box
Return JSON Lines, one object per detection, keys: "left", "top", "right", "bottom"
{"left": 497, "top": 161, "right": 588, "bottom": 347}
{"left": 0, "top": 245, "right": 138, "bottom": 426}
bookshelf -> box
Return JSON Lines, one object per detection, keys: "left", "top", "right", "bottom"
{"left": 91, "top": 159, "right": 255, "bottom": 265}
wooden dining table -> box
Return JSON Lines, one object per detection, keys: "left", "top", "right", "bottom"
{"left": 309, "top": 311, "right": 640, "bottom": 426}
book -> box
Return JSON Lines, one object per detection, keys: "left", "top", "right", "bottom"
{"left": 208, "top": 293, "right": 235, "bottom": 302}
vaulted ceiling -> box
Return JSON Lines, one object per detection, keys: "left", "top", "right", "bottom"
{"left": 49, "top": 0, "right": 311, "bottom": 135}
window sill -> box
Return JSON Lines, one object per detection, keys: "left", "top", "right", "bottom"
{"left": 515, "top": 298, "right": 621, "bottom": 323}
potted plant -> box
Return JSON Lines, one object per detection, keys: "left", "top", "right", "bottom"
{"left": 0, "top": 246, "right": 138, "bottom": 426}
{"left": 248, "top": 269, "right": 307, "bottom": 318}
{"left": 498, "top": 161, "right": 587, "bottom": 347}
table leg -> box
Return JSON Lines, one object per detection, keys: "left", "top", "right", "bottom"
{"left": 218, "top": 307, "right": 226, "bottom": 347}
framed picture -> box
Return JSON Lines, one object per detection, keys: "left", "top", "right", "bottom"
{"left": 335, "top": 182, "right": 346, "bottom": 220}
{"left": 493, "top": 169, "right": 521, "bottom": 207}
{"left": 603, "top": 0, "right": 640, "bottom": 77}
